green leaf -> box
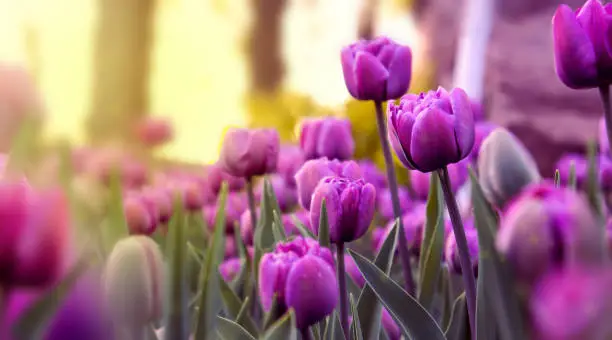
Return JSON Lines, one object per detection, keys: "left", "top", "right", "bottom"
{"left": 318, "top": 199, "right": 330, "bottom": 248}
{"left": 292, "top": 215, "right": 315, "bottom": 239}
{"left": 349, "top": 250, "right": 446, "bottom": 340}
{"left": 554, "top": 169, "right": 560, "bottom": 188}
{"left": 470, "top": 170, "right": 525, "bottom": 340}
{"left": 263, "top": 294, "right": 282, "bottom": 331}
{"left": 272, "top": 210, "right": 287, "bottom": 242}
{"left": 193, "top": 184, "right": 228, "bottom": 339}
{"left": 568, "top": 161, "right": 577, "bottom": 190}
{"left": 444, "top": 293, "right": 469, "bottom": 340}
{"left": 262, "top": 310, "right": 298, "bottom": 340}
{"left": 356, "top": 220, "right": 398, "bottom": 340}
{"left": 7, "top": 115, "right": 41, "bottom": 175}
{"left": 219, "top": 274, "right": 259, "bottom": 337}
{"left": 586, "top": 141, "right": 604, "bottom": 220}
{"left": 476, "top": 253, "right": 495, "bottom": 340}
{"left": 255, "top": 179, "right": 276, "bottom": 251}
{"left": 217, "top": 316, "right": 257, "bottom": 340}
{"left": 349, "top": 294, "right": 363, "bottom": 340}
{"left": 12, "top": 255, "right": 91, "bottom": 340}
{"left": 163, "top": 196, "right": 189, "bottom": 340}
{"left": 418, "top": 174, "right": 445, "bottom": 311}
{"left": 101, "top": 168, "right": 129, "bottom": 256}
{"left": 323, "top": 312, "right": 345, "bottom": 340}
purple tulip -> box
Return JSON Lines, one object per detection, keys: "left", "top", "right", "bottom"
{"left": 344, "top": 253, "right": 366, "bottom": 287}
{"left": 203, "top": 163, "right": 246, "bottom": 193}
{"left": 239, "top": 209, "right": 259, "bottom": 245}
{"left": 496, "top": 182, "right": 605, "bottom": 284}
{"left": 299, "top": 118, "right": 355, "bottom": 161}
{"left": 202, "top": 192, "right": 247, "bottom": 232}
{"left": 469, "top": 122, "right": 498, "bottom": 165}
{"left": 294, "top": 158, "right": 363, "bottom": 210}
{"left": 357, "top": 160, "right": 387, "bottom": 190}
{"left": 377, "top": 186, "right": 412, "bottom": 222}
{"left": 410, "top": 160, "right": 469, "bottom": 201}
{"left": 218, "top": 128, "right": 280, "bottom": 178}
{"left": 255, "top": 175, "right": 298, "bottom": 212}
{"left": 470, "top": 99, "right": 485, "bottom": 122}
{"left": 388, "top": 87, "right": 475, "bottom": 173}
{"left": 555, "top": 153, "right": 588, "bottom": 188}
{"left": 552, "top": 0, "right": 612, "bottom": 89}
{"left": 530, "top": 267, "right": 612, "bottom": 340}
{"left": 281, "top": 209, "right": 313, "bottom": 235}
{"left": 376, "top": 203, "right": 428, "bottom": 255}
{"left": 340, "top": 36, "right": 412, "bottom": 101}
{"left": 600, "top": 155, "right": 612, "bottom": 192}
{"left": 2, "top": 273, "right": 114, "bottom": 340}
{"left": 219, "top": 257, "right": 243, "bottom": 282}
{"left": 371, "top": 227, "right": 386, "bottom": 252}
{"left": 258, "top": 237, "right": 337, "bottom": 328}
{"left": 445, "top": 225, "right": 479, "bottom": 275}
{"left": 310, "top": 177, "right": 376, "bottom": 244}
{"left": 275, "top": 145, "right": 305, "bottom": 187}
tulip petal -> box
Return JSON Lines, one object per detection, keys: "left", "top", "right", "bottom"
{"left": 341, "top": 48, "right": 359, "bottom": 98}
{"left": 386, "top": 46, "right": 412, "bottom": 99}
{"left": 354, "top": 51, "right": 389, "bottom": 100}
{"left": 577, "top": 0, "right": 612, "bottom": 70}
{"left": 356, "top": 183, "right": 377, "bottom": 239}
{"left": 310, "top": 181, "right": 341, "bottom": 238}
{"left": 410, "top": 108, "right": 459, "bottom": 172}
{"left": 449, "top": 88, "right": 475, "bottom": 159}
{"left": 219, "top": 129, "right": 252, "bottom": 177}
{"left": 552, "top": 5, "right": 598, "bottom": 88}
{"left": 387, "top": 103, "right": 418, "bottom": 169}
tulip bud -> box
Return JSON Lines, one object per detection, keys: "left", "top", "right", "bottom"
{"left": 276, "top": 145, "right": 305, "bottom": 187}
{"left": 478, "top": 128, "right": 541, "bottom": 209}
{"left": 218, "top": 128, "right": 280, "bottom": 178}
{"left": 104, "top": 236, "right": 165, "bottom": 327}
{"left": 344, "top": 254, "right": 366, "bottom": 287}
{"left": 295, "top": 158, "right": 363, "bottom": 210}
{"left": 141, "top": 187, "right": 173, "bottom": 224}
{"left": 555, "top": 153, "right": 588, "bottom": 189}
{"left": 530, "top": 267, "right": 612, "bottom": 340}
{"left": 123, "top": 196, "right": 155, "bottom": 235}
{"left": 310, "top": 177, "right": 376, "bottom": 244}
{"left": 255, "top": 175, "right": 298, "bottom": 211}
{"left": 376, "top": 203, "right": 429, "bottom": 256}
{"left": 203, "top": 192, "right": 247, "bottom": 232}
{"left": 496, "top": 182, "right": 605, "bottom": 284}
{"left": 445, "top": 226, "right": 479, "bottom": 276}
{"left": 357, "top": 160, "right": 387, "bottom": 191}
{"left": 377, "top": 186, "right": 412, "bottom": 222}
{"left": 203, "top": 163, "right": 245, "bottom": 194}
{"left": 282, "top": 209, "right": 313, "bottom": 236}
{"left": 388, "top": 87, "right": 475, "bottom": 172}
{"left": 134, "top": 116, "right": 174, "bottom": 148}
{"left": 219, "top": 257, "right": 243, "bottom": 282}
{"left": 341, "top": 36, "right": 412, "bottom": 101}
{"left": 410, "top": 160, "right": 469, "bottom": 201}
{"left": 299, "top": 117, "right": 355, "bottom": 160}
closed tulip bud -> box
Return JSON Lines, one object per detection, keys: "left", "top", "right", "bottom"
{"left": 134, "top": 116, "right": 174, "bottom": 148}
{"left": 299, "top": 118, "right": 355, "bottom": 160}
{"left": 310, "top": 177, "right": 376, "bottom": 243}
{"left": 104, "top": 236, "right": 165, "bottom": 327}
{"left": 357, "top": 160, "right": 387, "bottom": 191}
{"left": 219, "top": 128, "right": 280, "bottom": 178}
{"left": 203, "top": 192, "right": 247, "bottom": 232}
{"left": 376, "top": 203, "right": 429, "bottom": 256}
{"left": 341, "top": 36, "right": 412, "bottom": 101}
{"left": 141, "top": 188, "right": 173, "bottom": 224}
{"left": 478, "top": 128, "right": 541, "bottom": 209}
{"left": 469, "top": 122, "right": 498, "bottom": 165}
{"left": 530, "top": 268, "right": 612, "bottom": 340}
{"left": 255, "top": 175, "right": 298, "bottom": 211}
{"left": 552, "top": 0, "right": 612, "bottom": 89}
{"left": 239, "top": 209, "right": 258, "bottom": 245}
{"left": 496, "top": 182, "right": 605, "bottom": 284}
{"left": 282, "top": 210, "right": 313, "bottom": 236}
{"left": 295, "top": 158, "right": 363, "bottom": 210}
{"left": 276, "top": 145, "right": 305, "bottom": 187}
{"left": 203, "top": 163, "right": 245, "bottom": 194}
{"left": 219, "top": 257, "right": 243, "bottom": 282}
{"left": 377, "top": 186, "right": 412, "bottom": 222}
{"left": 445, "top": 225, "right": 479, "bottom": 276}
{"left": 344, "top": 253, "right": 366, "bottom": 287}
{"left": 388, "top": 87, "right": 475, "bottom": 172}
{"left": 410, "top": 160, "right": 468, "bottom": 201}
{"left": 168, "top": 180, "right": 205, "bottom": 211}
{"left": 555, "top": 153, "right": 588, "bottom": 189}
{"left": 123, "top": 196, "right": 155, "bottom": 235}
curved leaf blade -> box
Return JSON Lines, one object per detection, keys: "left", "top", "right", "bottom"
{"left": 218, "top": 274, "right": 259, "bottom": 337}
{"left": 217, "top": 316, "right": 257, "bottom": 340}
{"left": 262, "top": 310, "right": 298, "bottom": 340}
{"left": 318, "top": 200, "right": 330, "bottom": 248}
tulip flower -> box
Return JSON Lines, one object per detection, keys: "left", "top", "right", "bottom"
{"left": 299, "top": 117, "right": 355, "bottom": 160}
{"left": 469, "top": 121, "right": 498, "bottom": 165}
{"left": 276, "top": 145, "right": 305, "bottom": 187}
{"left": 497, "top": 182, "right": 605, "bottom": 284}
{"left": 341, "top": 36, "right": 412, "bottom": 101}
{"left": 218, "top": 128, "right": 280, "bottom": 179}
{"left": 258, "top": 237, "right": 337, "bottom": 332}
{"left": 134, "top": 116, "right": 174, "bottom": 148}
{"left": 445, "top": 225, "right": 479, "bottom": 276}
{"left": 555, "top": 153, "right": 588, "bottom": 189}
{"left": 530, "top": 267, "right": 612, "bottom": 340}
{"left": 357, "top": 160, "right": 387, "bottom": 191}
{"left": 294, "top": 158, "right": 363, "bottom": 210}
{"left": 377, "top": 186, "right": 412, "bottom": 222}
{"left": 219, "top": 257, "right": 243, "bottom": 282}
{"left": 123, "top": 195, "right": 156, "bottom": 235}
{"left": 255, "top": 174, "right": 298, "bottom": 211}
{"left": 410, "top": 160, "right": 469, "bottom": 201}
{"left": 375, "top": 203, "right": 435, "bottom": 256}
{"left": 203, "top": 163, "right": 245, "bottom": 194}
{"left": 202, "top": 192, "right": 247, "bottom": 232}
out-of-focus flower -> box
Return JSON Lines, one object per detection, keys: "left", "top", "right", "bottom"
{"left": 203, "top": 163, "right": 246, "bottom": 194}
{"left": 167, "top": 180, "right": 206, "bottom": 212}
{"left": 371, "top": 227, "right": 386, "bottom": 252}
{"left": 497, "top": 182, "right": 605, "bottom": 284}
{"left": 0, "top": 183, "right": 69, "bottom": 288}
{"left": 552, "top": 0, "right": 612, "bottom": 89}
{"left": 555, "top": 153, "right": 588, "bottom": 188}
{"left": 202, "top": 192, "right": 247, "bottom": 232}
{"left": 469, "top": 122, "right": 498, "bottom": 165}
{"left": 445, "top": 225, "right": 479, "bottom": 275}
{"left": 259, "top": 237, "right": 337, "bottom": 329}
{"left": 225, "top": 237, "right": 237, "bottom": 259}
{"left": 2, "top": 272, "right": 114, "bottom": 340}
{"left": 295, "top": 158, "right": 363, "bottom": 210}
{"left": 255, "top": 175, "right": 298, "bottom": 212}
{"left": 357, "top": 160, "right": 387, "bottom": 190}
{"left": 123, "top": 195, "right": 156, "bottom": 235}
{"left": 104, "top": 236, "right": 165, "bottom": 328}
{"left": 140, "top": 187, "right": 173, "bottom": 224}
{"left": 375, "top": 203, "right": 430, "bottom": 256}
{"left": 344, "top": 254, "right": 365, "bottom": 287}
{"left": 282, "top": 209, "right": 313, "bottom": 235}
{"left": 239, "top": 209, "right": 259, "bottom": 245}
{"left": 471, "top": 99, "right": 485, "bottom": 122}
{"left": 276, "top": 145, "right": 305, "bottom": 187}
{"left": 341, "top": 36, "right": 412, "bottom": 101}
{"left": 219, "top": 257, "right": 243, "bottom": 282}
{"left": 410, "top": 160, "right": 469, "bottom": 201}
{"left": 218, "top": 128, "right": 280, "bottom": 178}
{"left": 388, "top": 87, "right": 474, "bottom": 172}
{"left": 530, "top": 267, "right": 612, "bottom": 340}
{"left": 377, "top": 186, "right": 412, "bottom": 222}
{"left": 134, "top": 116, "right": 174, "bottom": 148}
{"left": 600, "top": 117, "right": 609, "bottom": 155}
{"left": 310, "top": 177, "right": 376, "bottom": 244}
{"left": 299, "top": 117, "right": 355, "bottom": 160}
{"left": 478, "top": 128, "right": 541, "bottom": 209}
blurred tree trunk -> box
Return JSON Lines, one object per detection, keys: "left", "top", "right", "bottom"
{"left": 87, "top": 0, "right": 155, "bottom": 145}
{"left": 358, "top": 0, "right": 377, "bottom": 39}
{"left": 247, "top": 0, "right": 286, "bottom": 93}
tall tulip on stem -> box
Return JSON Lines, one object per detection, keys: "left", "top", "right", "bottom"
{"left": 340, "top": 36, "right": 416, "bottom": 295}
{"left": 387, "top": 87, "right": 477, "bottom": 336}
